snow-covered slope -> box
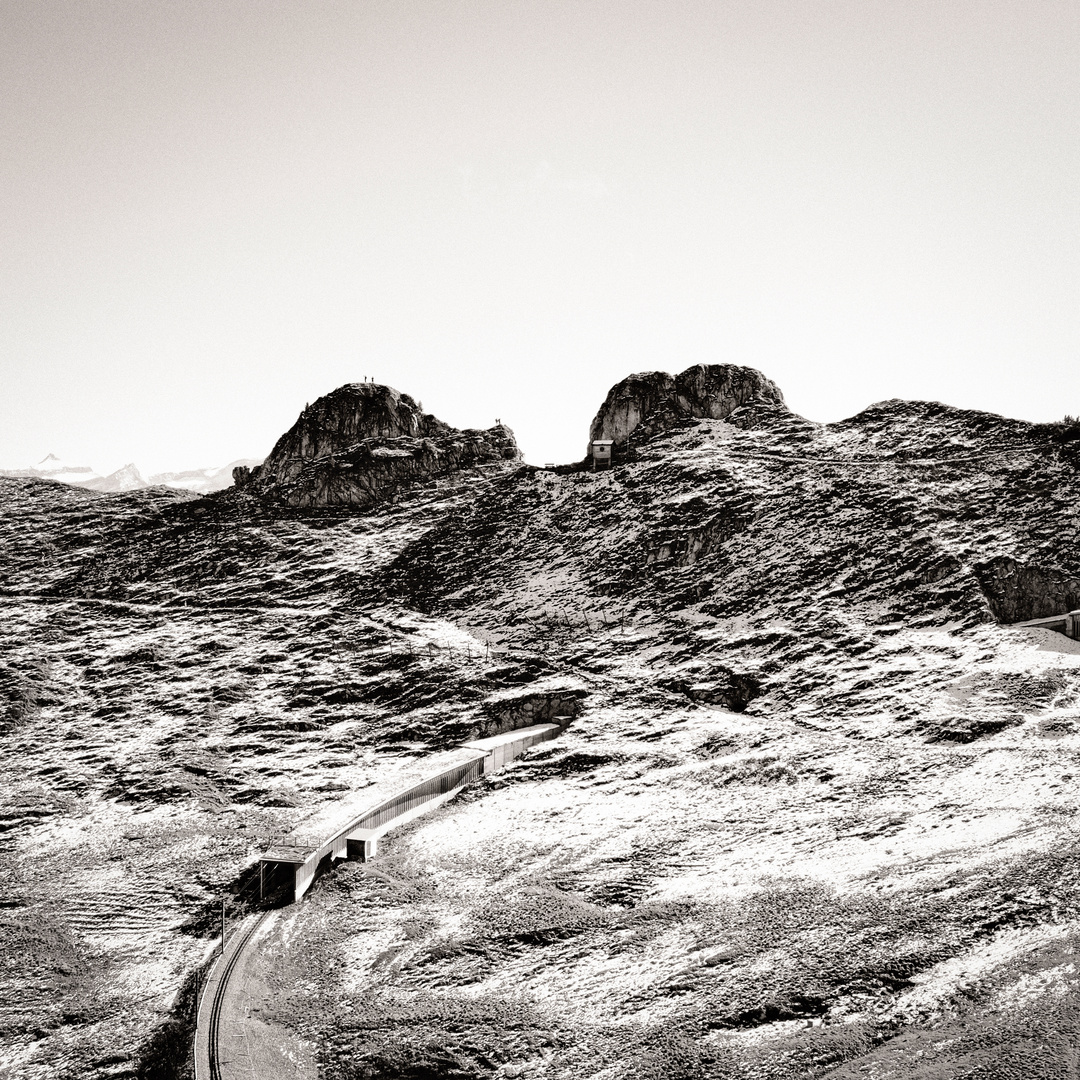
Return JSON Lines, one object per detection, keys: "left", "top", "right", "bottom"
{"left": 78, "top": 462, "right": 148, "bottom": 493}
{"left": 1, "top": 455, "right": 264, "bottom": 495}
{"left": 2, "top": 367, "right": 1080, "bottom": 1079}
{"left": 0, "top": 452, "right": 103, "bottom": 485}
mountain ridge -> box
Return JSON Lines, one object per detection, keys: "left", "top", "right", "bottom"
{"left": 1, "top": 365, "right": 1080, "bottom": 1079}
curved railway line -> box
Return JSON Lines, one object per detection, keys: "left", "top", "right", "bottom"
{"left": 195, "top": 720, "right": 568, "bottom": 1078}
{"left": 197, "top": 911, "right": 270, "bottom": 1080}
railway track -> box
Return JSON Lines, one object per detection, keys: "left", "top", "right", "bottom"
{"left": 201, "top": 910, "right": 271, "bottom": 1080}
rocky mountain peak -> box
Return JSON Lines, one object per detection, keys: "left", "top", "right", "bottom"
{"left": 588, "top": 363, "right": 787, "bottom": 451}
{"left": 6, "top": 454, "right": 100, "bottom": 481}
{"left": 246, "top": 381, "right": 520, "bottom": 507}
{"left": 260, "top": 383, "right": 449, "bottom": 484}
{"left": 82, "top": 463, "right": 147, "bottom": 493}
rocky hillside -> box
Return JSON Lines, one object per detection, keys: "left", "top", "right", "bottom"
{"left": 2, "top": 366, "right": 1080, "bottom": 1080}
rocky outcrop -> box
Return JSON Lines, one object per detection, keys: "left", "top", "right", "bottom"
{"left": 261, "top": 384, "right": 444, "bottom": 477}
{"left": 241, "top": 383, "right": 521, "bottom": 508}
{"left": 975, "top": 556, "right": 1080, "bottom": 623}
{"left": 661, "top": 668, "right": 762, "bottom": 712}
{"left": 588, "top": 364, "right": 787, "bottom": 455}
{"left": 475, "top": 680, "right": 588, "bottom": 738}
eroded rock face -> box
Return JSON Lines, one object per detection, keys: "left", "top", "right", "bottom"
{"left": 245, "top": 383, "right": 521, "bottom": 508}
{"left": 258, "top": 384, "right": 445, "bottom": 484}
{"left": 476, "top": 682, "right": 588, "bottom": 738}
{"left": 975, "top": 556, "right": 1080, "bottom": 623}
{"left": 588, "top": 363, "right": 787, "bottom": 453}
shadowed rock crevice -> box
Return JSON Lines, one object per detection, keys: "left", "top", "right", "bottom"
{"left": 975, "top": 556, "right": 1080, "bottom": 623}
{"left": 474, "top": 686, "right": 587, "bottom": 737}
{"left": 659, "top": 669, "right": 762, "bottom": 712}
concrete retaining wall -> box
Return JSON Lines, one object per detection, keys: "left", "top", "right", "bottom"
{"left": 261, "top": 720, "right": 565, "bottom": 903}
{"left": 1016, "top": 609, "right": 1080, "bottom": 640}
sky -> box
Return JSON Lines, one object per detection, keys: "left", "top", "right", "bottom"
{"left": 1, "top": 0, "right": 1078, "bottom": 473}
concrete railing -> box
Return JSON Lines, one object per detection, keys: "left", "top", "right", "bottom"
{"left": 197, "top": 720, "right": 570, "bottom": 1078}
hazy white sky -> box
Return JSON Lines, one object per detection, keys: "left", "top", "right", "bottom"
{"left": 2, "top": 0, "right": 1078, "bottom": 472}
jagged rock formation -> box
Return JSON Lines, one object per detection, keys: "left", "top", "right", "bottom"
{"left": 587, "top": 362, "right": 787, "bottom": 454}
{"left": 240, "top": 382, "right": 520, "bottom": 508}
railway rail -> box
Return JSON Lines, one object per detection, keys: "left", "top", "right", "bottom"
{"left": 193, "top": 719, "right": 569, "bottom": 1077}
{"left": 195, "top": 911, "right": 270, "bottom": 1080}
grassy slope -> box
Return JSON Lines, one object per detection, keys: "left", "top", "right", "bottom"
{"left": 1, "top": 399, "right": 1079, "bottom": 1078}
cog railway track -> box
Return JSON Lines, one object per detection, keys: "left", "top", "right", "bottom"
{"left": 200, "top": 911, "right": 270, "bottom": 1080}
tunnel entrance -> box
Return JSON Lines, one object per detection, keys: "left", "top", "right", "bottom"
{"left": 258, "top": 859, "right": 301, "bottom": 906}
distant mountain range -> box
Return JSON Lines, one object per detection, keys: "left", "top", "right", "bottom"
{"left": 0, "top": 454, "right": 262, "bottom": 494}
